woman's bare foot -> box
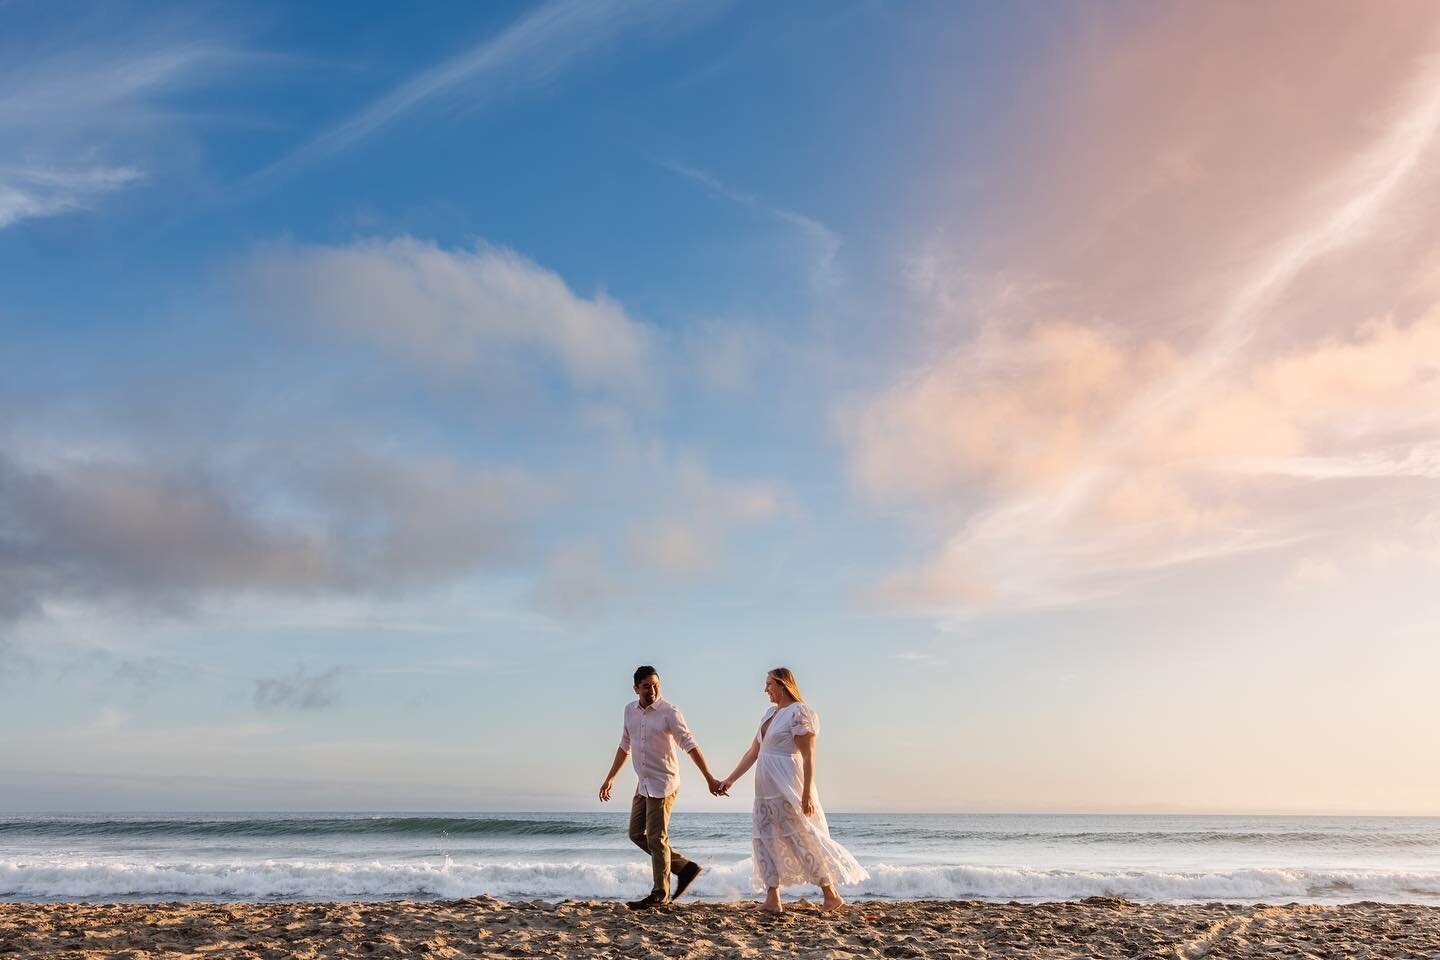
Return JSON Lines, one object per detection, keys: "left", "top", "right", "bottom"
{"left": 761, "top": 888, "right": 783, "bottom": 913}
{"left": 820, "top": 884, "right": 845, "bottom": 912}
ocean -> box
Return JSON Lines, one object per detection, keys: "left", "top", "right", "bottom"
{"left": 3, "top": 812, "right": 1440, "bottom": 904}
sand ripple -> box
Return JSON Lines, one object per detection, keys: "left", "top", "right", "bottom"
{"left": 2, "top": 897, "right": 1438, "bottom": 958}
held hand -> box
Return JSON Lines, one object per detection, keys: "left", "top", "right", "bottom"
{"left": 599, "top": 779, "right": 614, "bottom": 802}
{"left": 719, "top": 777, "right": 734, "bottom": 796}
{"left": 800, "top": 791, "right": 815, "bottom": 817}
{"left": 706, "top": 775, "right": 723, "bottom": 797}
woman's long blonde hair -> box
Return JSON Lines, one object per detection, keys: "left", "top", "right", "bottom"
{"left": 768, "top": 667, "right": 805, "bottom": 704}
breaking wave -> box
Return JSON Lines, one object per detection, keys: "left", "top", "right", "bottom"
{"left": 4, "top": 859, "right": 1440, "bottom": 904}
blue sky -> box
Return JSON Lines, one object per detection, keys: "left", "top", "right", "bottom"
{"left": 5, "top": 1, "right": 1440, "bottom": 814}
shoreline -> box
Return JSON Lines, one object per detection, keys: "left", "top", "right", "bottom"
{"left": 4, "top": 897, "right": 1439, "bottom": 958}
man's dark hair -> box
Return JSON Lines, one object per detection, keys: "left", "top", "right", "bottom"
{"left": 633, "top": 665, "right": 659, "bottom": 686}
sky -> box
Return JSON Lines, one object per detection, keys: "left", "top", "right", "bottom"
{"left": 3, "top": 0, "right": 1440, "bottom": 815}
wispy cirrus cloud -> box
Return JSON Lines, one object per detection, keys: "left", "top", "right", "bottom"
{"left": 255, "top": 0, "right": 723, "bottom": 184}
{"left": 0, "top": 165, "right": 144, "bottom": 229}
{"left": 657, "top": 158, "right": 840, "bottom": 291}
{"left": 840, "top": 3, "right": 1440, "bottom": 614}
{"left": 0, "top": 14, "right": 232, "bottom": 230}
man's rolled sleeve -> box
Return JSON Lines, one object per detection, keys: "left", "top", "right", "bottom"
{"left": 670, "top": 707, "right": 699, "bottom": 753}
{"left": 619, "top": 713, "right": 631, "bottom": 753}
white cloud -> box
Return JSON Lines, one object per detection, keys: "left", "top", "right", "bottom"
{"left": 633, "top": 520, "right": 715, "bottom": 579}
{"left": 629, "top": 455, "right": 780, "bottom": 579}
{"left": 673, "top": 456, "right": 779, "bottom": 523}
{"left": 246, "top": 236, "right": 653, "bottom": 392}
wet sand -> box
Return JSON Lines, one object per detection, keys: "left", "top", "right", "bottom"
{"left": 2, "top": 897, "right": 1438, "bottom": 958}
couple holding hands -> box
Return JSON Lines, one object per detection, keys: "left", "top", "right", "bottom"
{"left": 598, "top": 665, "right": 868, "bottom": 912}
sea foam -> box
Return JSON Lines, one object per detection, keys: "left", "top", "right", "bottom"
{"left": 5, "top": 858, "right": 1440, "bottom": 904}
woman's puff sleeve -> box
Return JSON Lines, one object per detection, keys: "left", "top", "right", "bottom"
{"left": 792, "top": 704, "right": 820, "bottom": 736}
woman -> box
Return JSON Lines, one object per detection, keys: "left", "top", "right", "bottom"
{"left": 719, "top": 667, "right": 868, "bottom": 912}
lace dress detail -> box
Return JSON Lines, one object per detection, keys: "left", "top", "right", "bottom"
{"left": 750, "top": 703, "right": 868, "bottom": 890}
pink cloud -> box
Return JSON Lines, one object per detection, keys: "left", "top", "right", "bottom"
{"left": 842, "top": 4, "right": 1440, "bottom": 612}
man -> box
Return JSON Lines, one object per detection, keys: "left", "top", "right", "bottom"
{"left": 599, "top": 664, "right": 723, "bottom": 909}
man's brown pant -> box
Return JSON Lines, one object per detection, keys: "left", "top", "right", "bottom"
{"left": 628, "top": 793, "right": 693, "bottom": 899}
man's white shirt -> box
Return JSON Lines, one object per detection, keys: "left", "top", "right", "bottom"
{"left": 619, "top": 697, "right": 698, "bottom": 798}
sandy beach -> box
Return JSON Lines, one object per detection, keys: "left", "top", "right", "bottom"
{"left": 2, "top": 897, "right": 1438, "bottom": 959}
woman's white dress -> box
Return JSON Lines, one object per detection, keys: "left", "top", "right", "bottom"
{"left": 750, "top": 702, "right": 869, "bottom": 890}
